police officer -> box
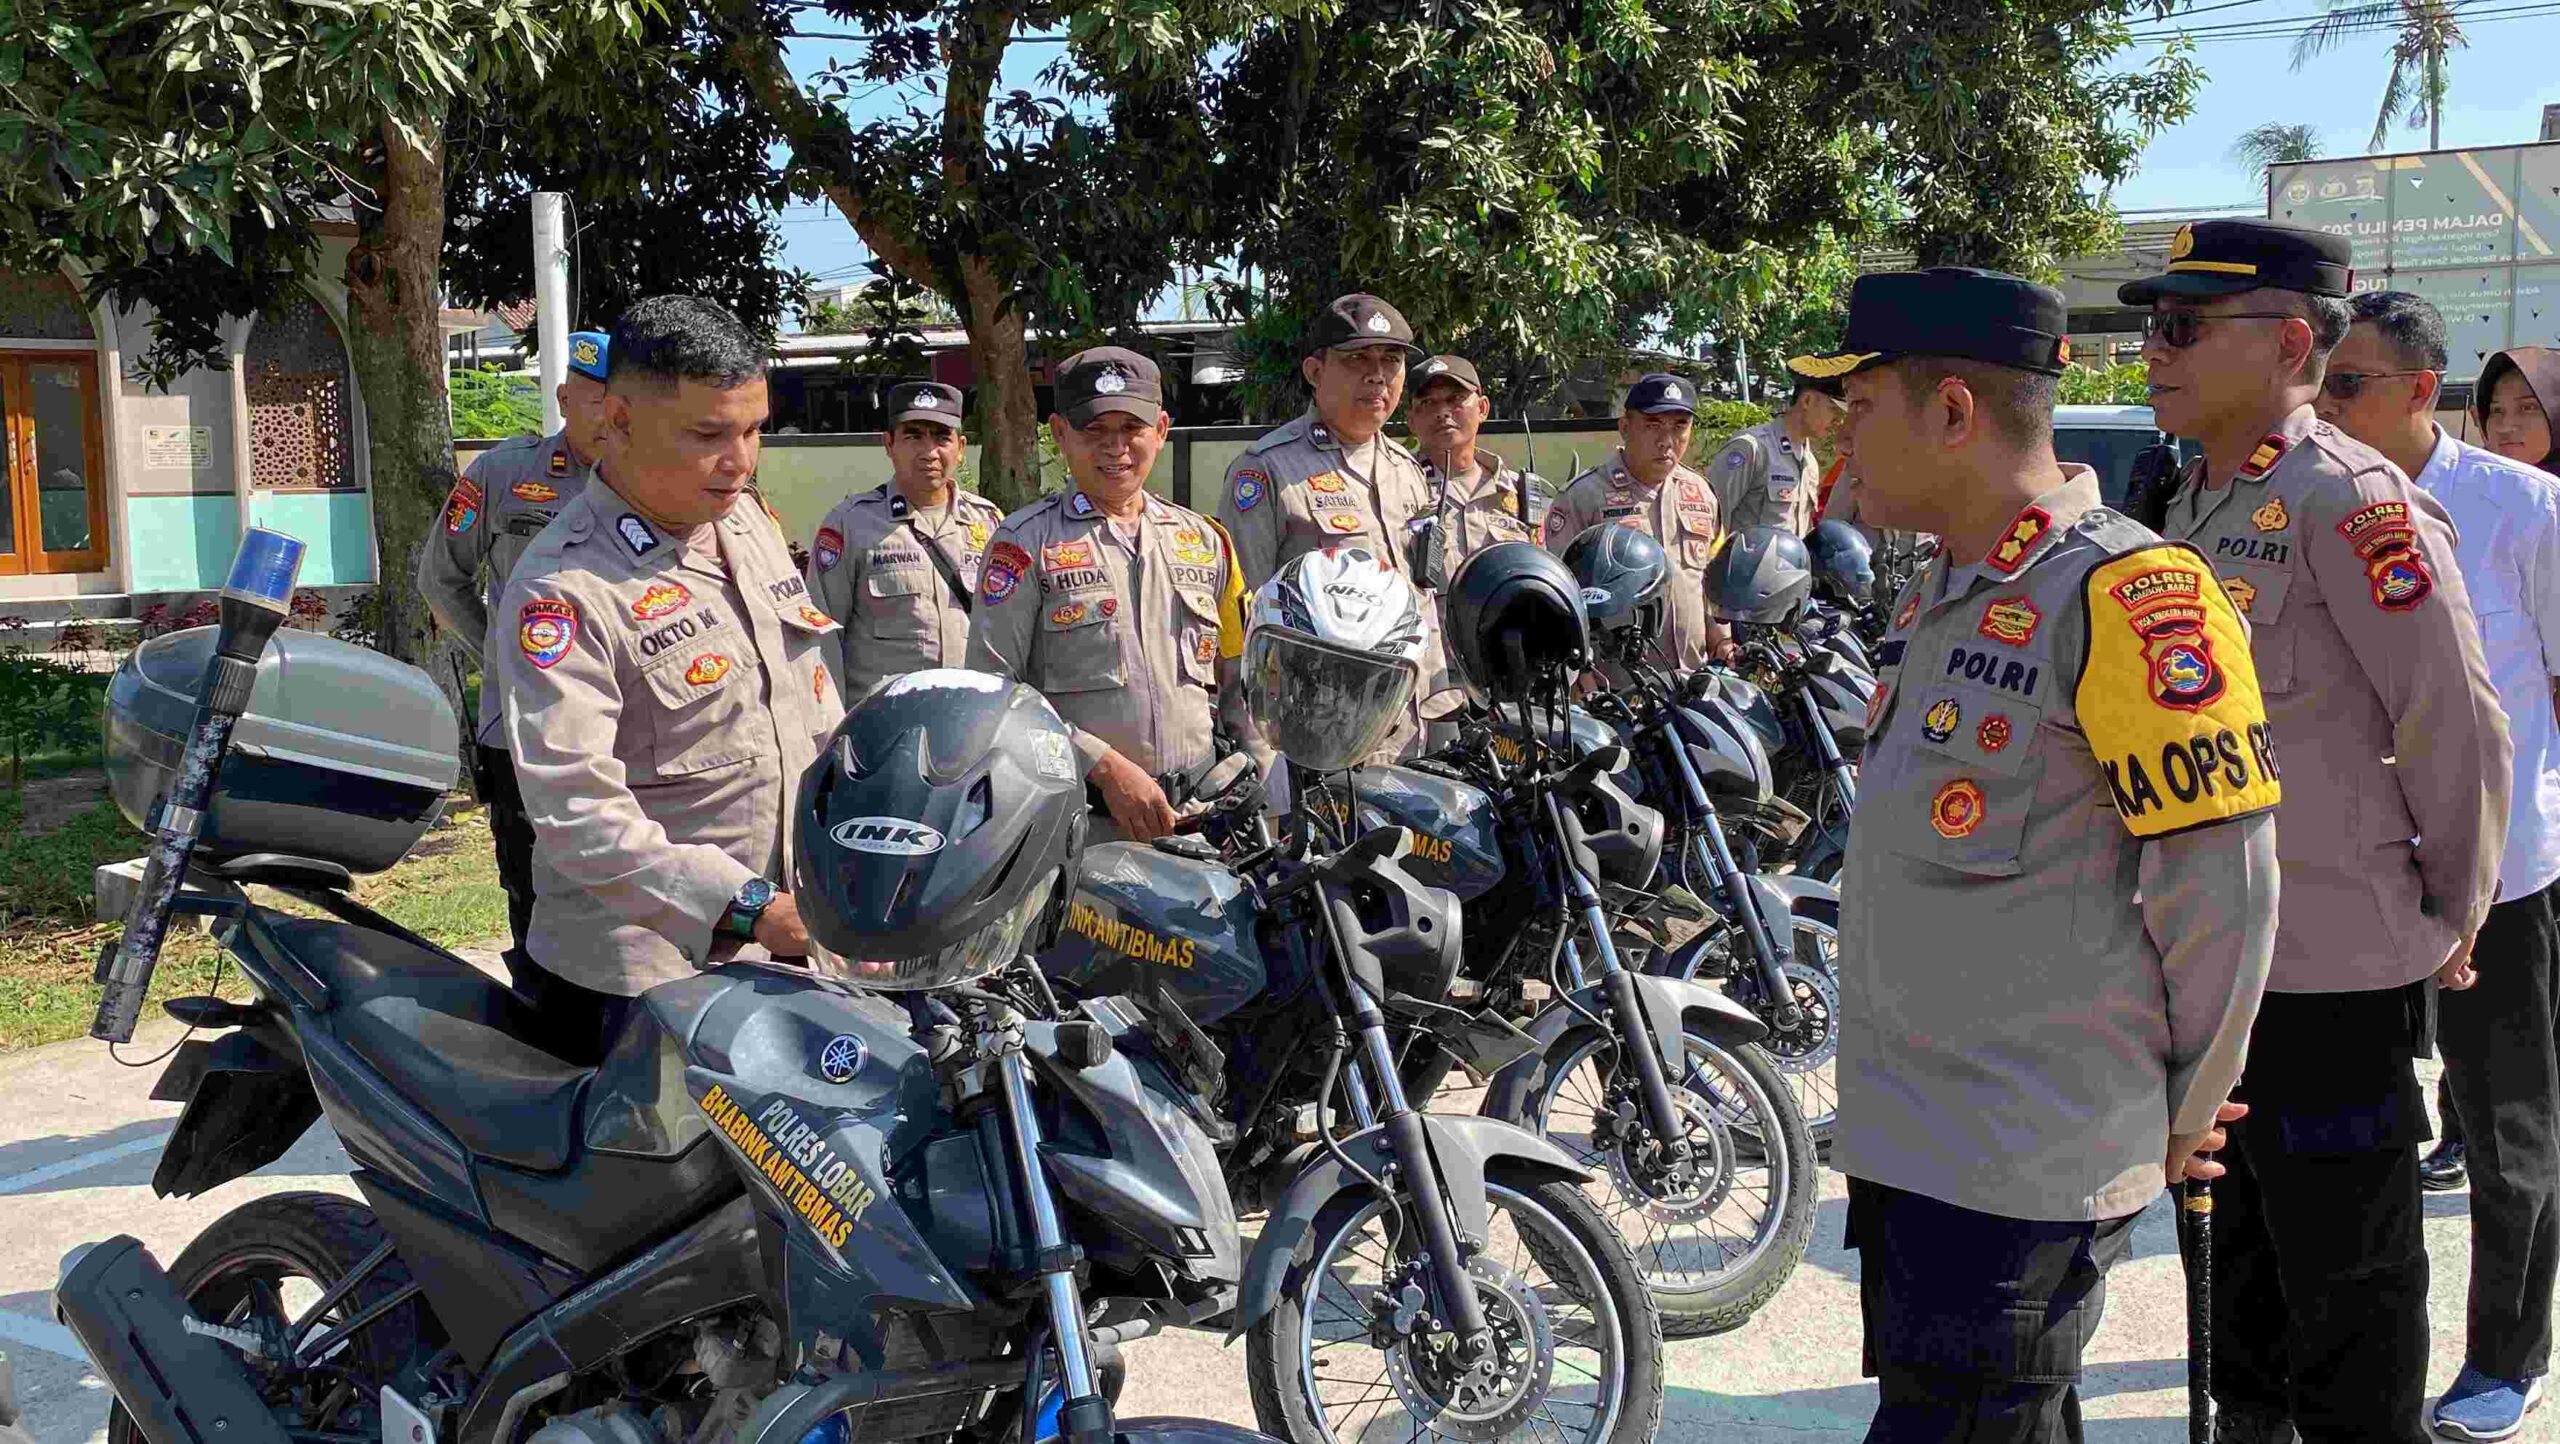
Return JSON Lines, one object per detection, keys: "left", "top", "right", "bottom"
{"left": 969, "top": 348, "right": 1244, "bottom": 843}
{"left": 1709, "top": 374, "right": 1842, "bottom": 535}
{"left": 804, "top": 381, "right": 1004, "bottom": 701}
{"left": 495, "top": 297, "right": 840, "bottom": 1064}
{"left": 1216, "top": 294, "right": 1445, "bottom": 748}
{"left": 2125, "top": 219, "right": 2512, "bottom": 1444}
{"left": 420, "top": 329, "right": 610, "bottom": 971}
{"left": 1543, "top": 373, "right": 1734, "bottom": 668}
{"left": 1820, "top": 267, "right": 2280, "bottom": 1444}
{"left": 1405, "top": 354, "right": 1545, "bottom": 569}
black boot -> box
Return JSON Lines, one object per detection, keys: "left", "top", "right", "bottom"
{"left": 2214, "top": 1407, "right": 2301, "bottom": 1444}
{"left": 2419, "top": 1138, "right": 2469, "bottom": 1192}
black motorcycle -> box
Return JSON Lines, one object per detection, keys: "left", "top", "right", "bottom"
{"left": 1702, "top": 607, "right": 1875, "bottom": 885}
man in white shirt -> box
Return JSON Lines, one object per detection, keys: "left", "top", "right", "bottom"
{"left": 2321, "top": 289, "right": 2558, "bottom": 1442}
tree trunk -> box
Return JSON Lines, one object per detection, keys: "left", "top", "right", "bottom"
{"left": 341, "top": 119, "right": 453, "bottom": 667}
{"left": 959, "top": 258, "right": 1043, "bottom": 509}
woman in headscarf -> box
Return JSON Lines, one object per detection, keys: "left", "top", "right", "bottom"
{"left": 2477, "top": 346, "right": 2559, "bottom": 473}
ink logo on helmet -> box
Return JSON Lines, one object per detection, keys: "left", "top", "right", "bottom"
{"left": 518, "top": 599, "right": 578, "bottom": 669}
{"left": 817, "top": 1033, "right": 867, "bottom": 1084}
{"left": 829, "top": 817, "right": 947, "bottom": 856}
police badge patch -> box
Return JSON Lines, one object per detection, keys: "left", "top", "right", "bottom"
{"left": 519, "top": 599, "right": 578, "bottom": 669}
{"left": 1233, "top": 469, "right": 1269, "bottom": 512}
{"left": 444, "top": 479, "right": 483, "bottom": 535}
{"left": 814, "top": 526, "right": 845, "bottom": 572}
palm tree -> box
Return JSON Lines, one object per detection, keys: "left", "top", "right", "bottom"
{"left": 2290, "top": 1, "right": 2469, "bottom": 152}
{"left": 2230, "top": 123, "right": 2323, "bottom": 184}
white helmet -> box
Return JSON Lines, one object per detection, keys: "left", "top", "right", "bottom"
{"left": 1244, "top": 547, "right": 1427, "bottom": 771}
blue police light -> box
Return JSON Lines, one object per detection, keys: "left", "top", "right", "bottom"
{"left": 221, "top": 527, "right": 306, "bottom": 614}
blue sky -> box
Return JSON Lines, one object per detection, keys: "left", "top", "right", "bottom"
{"left": 768, "top": 7, "right": 2560, "bottom": 301}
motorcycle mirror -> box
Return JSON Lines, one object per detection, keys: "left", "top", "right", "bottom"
{"left": 1197, "top": 752, "right": 1256, "bottom": 804}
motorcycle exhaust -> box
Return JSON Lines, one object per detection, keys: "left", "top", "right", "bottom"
{"left": 53, "top": 1236, "right": 292, "bottom": 1444}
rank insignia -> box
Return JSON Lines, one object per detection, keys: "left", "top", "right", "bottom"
{"left": 2251, "top": 495, "right": 2289, "bottom": 532}
{"left": 981, "top": 541, "right": 1030, "bottom": 603}
{"left": 513, "top": 479, "right": 559, "bottom": 504}
{"left": 2239, "top": 434, "right": 2288, "bottom": 479}
{"left": 616, "top": 514, "right": 660, "bottom": 557}
{"left": 685, "top": 654, "right": 732, "bottom": 687}
{"left": 1325, "top": 512, "right": 1365, "bottom": 534}
{"left": 518, "top": 598, "right": 577, "bottom": 669}
{"left": 1067, "top": 490, "right": 1097, "bottom": 519}
{"left": 1978, "top": 597, "right": 2041, "bottom": 647}
{"left": 548, "top": 449, "right": 571, "bottom": 477}
{"left": 1049, "top": 601, "right": 1089, "bottom": 627}
{"left": 1171, "top": 527, "right": 1216, "bottom": 566}
{"left": 1921, "top": 698, "right": 1961, "bottom": 744}
{"left": 1985, "top": 506, "right": 2052, "bottom": 573}
{"left": 1976, "top": 715, "right": 2012, "bottom": 753}
{"left": 2224, "top": 576, "right": 2259, "bottom": 615}
{"left": 967, "top": 521, "right": 990, "bottom": 552}
{"left": 1930, "top": 779, "right": 1986, "bottom": 839}
{"left": 888, "top": 492, "right": 912, "bottom": 520}
{"left": 444, "top": 479, "right": 483, "bottom": 535}
{"left": 632, "top": 582, "right": 691, "bottom": 621}
{"left": 1044, "top": 538, "right": 1096, "bottom": 573}
{"left": 814, "top": 526, "right": 845, "bottom": 572}
{"left": 1893, "top": 594, "right": 1920, "bottom": 632}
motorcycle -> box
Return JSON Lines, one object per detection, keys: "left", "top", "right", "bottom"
{"left": 1700, "top": 607, "right": 1875, "bottom": 885}
{"left": 61, "top": 531, "right": 1280, "bottom": 1444}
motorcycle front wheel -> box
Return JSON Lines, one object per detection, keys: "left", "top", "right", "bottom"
{"left": 1245, "top": 1171, "right": 1662, "bottom": 1444}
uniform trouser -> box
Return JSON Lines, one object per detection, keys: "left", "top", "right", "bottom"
{"left": 505, "top": 955, "right": 642, "bottom": 1069}
{"left": 473, "top": 744, "right": 538, "bottom": 962}
{"left": 2200, "top": 983, "right": 2432, "bottom": 1444}
{"left": 2433, "top": 885, "right": 2560, "bottom": 1381}
{"left": 1845, "top": 1178, "right": 2136, "bottom": 1444}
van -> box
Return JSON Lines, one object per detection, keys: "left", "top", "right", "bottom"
{"left": 2052, "top": 404, "right": 2187, "bottom": 509}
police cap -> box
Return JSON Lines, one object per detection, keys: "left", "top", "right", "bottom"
{"left": 566, "top": 330, "right": 609, "bottom": 382}
{"left": 1789, "top": 268, "right": 2070, "bottom": 380}
{"left": 1410, "top": 355, "right": 1484, "bottom": 395}
{"left": 887, "top": 381, "right": 965, "bottom": 431}
{"left": 1621, "top": 372, "right": 1698, "bottom": 416}
{"left": 2118, "top": 219, "right": 2354, "bottom": 304}
{"left": 1306, "top": 294, "right": 1421, "bottom": 356}
{"left": 1055, "top": 347, "right": 1163, "bottom": 427}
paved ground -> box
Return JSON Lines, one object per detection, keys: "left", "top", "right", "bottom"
{"left": 0, "top": 1019, "right": 2530, "bottom": 1444}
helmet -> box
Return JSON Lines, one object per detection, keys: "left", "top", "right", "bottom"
{"left": 794, "top": 670, "right": 1087, "bottom": 989}
{"left": 1243, "top": 547, "right": 1427, "bottom": 771}
{"left": 1562, "top": 523, "right": 1669, "bottom": 645}
{"left": 1703, "top": 525, "right": 1814, "bottom": 624}
{"left": 1805, "top": 520, "right": 1874, "bottom": 607}
{"left": 1440, "top": 541, "right": 1590, "bottom": 704}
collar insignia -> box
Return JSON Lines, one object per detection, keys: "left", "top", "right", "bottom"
{"left": 1984, "top": 506, "right": 2052, "bottom": 573}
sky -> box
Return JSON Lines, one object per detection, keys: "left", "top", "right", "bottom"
{"left": 766, "top": 4, "right": 2560, "bottom": 311}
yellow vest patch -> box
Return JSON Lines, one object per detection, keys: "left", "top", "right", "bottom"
{"left": 2080, "top": 545, "right": 2281, "bottom": 838}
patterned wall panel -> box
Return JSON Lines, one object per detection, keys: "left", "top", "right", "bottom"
{"left": 244, "top": 295, "right": 356, "bottom": 489}
{"left": 0, "top": 269, "right": 94, "bottom": 340}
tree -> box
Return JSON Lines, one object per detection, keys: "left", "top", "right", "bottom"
{"left": 450, "top": 367, "right": 545, "bottom": 438}
{"left": 0, "top": 0, "right": 641, "bottom": 663}
{"left": 2229, "top": 122, "right": 2323, "bottom": 185}
{"left": 2291, "top": 0, "right": 2468, "bottom": 152}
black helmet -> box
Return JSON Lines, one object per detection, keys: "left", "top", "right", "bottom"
{"left": 794, "top": 670, "right": 1087, "bottom": 989}
{"left": 1703, "top": 525, "right": 1814, "bottom": 624}
{"left": 1562, "top": 523, "right": 1669, "bottom": 646}
{"left": 1805, "top": 520, "right": 1875, "bottom": 606}
{"left": 1441, "top": 541, "right": 1590, "bottom": 703}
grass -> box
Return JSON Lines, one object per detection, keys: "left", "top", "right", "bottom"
{"left": 0, "top": 787, "right": 510, "bottom": 1053}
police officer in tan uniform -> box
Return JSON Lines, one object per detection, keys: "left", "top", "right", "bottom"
{"left": 420, "top": 329, "right": 610, "bottom": 971}
{"left": 2127, "top": 218, "right": 2512, "bottom": 1444}
{"left": 1405, "top": 354, "right": 1545, "bottom": 568}
{"left": 496, "top": 297, "right": 840, "bottom": 1063}
{"left": 1543, "top": 373, "right": 1734, "bottom": 669}
{"left": 1708, "top": 375, "right": 1840, "bottom": 536}
{"left": 1216, "top": 294, "right": 1445, "bottom": 746}
{"left": 1814, "top": 267, "right": 2280, "bottom": 1444}
{"left": 805, "top": 381, "right": 1005, "bottom": 701}
{"left": 969, "top": 348, "right": 1245, "bottom": 842}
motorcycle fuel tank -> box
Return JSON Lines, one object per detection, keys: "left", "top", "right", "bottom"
{"left": 1305, "top": 765, "right": 1507, "bottom": 900}
{"left": 1041, "top": 842, "right": 1266, "bottom": 1025}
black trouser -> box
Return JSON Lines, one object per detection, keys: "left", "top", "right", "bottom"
{"left": 505, "top": 953, "right": 643, "bottom": 1068}
{"left": 2434, "top": 886, "right": 2560, "bottom": 1381}
{"left": 2199, "top": 984, "right": 2432, "bottom": 1444}
{"left": 474, "top": 743, "right": 539, "bottom": 962}
{"left": 1846, "top": 1178, "right": 2136, "bottom": 1444}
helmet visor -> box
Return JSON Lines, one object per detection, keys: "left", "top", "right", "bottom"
{"left": 814, "top": 864, "right": 1058, "bottom": 991}
{"left": 1245, "top": 629, "right": 1417, "bottom": 772}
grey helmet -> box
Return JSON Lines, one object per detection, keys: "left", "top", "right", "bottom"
{"left": 1805, "top": 520, "right": 1875, "bottom": 607}
{"left": 1703, "top": 525, "right": 1814, "bottom": 624}
{"left": 1561, "top": 522, "right": 1669, "bottom": 651}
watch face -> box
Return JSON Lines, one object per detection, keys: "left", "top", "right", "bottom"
{"left": 739, "top": 877, "right": 776, "bottom": 909}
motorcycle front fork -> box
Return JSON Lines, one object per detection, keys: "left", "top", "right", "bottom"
{"left": 1659, "top": 723, "right": 1802, "bottom": 1031}
{"left": 993, "top": 1044, "right": 1113, "bottom": 1444}
{"left": 1801, "top": 693, "right": 1858, "bottom": 812}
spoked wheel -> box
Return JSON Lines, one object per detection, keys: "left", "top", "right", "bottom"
{"left": 1517, "top": 1029, "right": 1815, "bottom": 1337}
{"left": 106, "top": 1193, "right": 437, "bottom": 1444}
{"left": 1246, "top": 1174, "right": 1662, "bottom": 1444}
{"left": 1667, "top": 911, "right": 1842, "bottom": 1147}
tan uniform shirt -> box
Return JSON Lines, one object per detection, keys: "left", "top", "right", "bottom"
{"left": 805, "top": 484, "right": 1005, "bottom": 702}
{"left": 1543, "top": 451, "right": 1722, "bottom": 670}
{"left": 1422, "top": 453, "right": 1543, "bottom": 569}
{"left": 1838, "top": 468, "right": 2280, "bottom": 1221}
{"left": 2162, "top": 405, "right": 2511, "bottom": 993}
{"left": 1217, "top": 413, "right": 1451, "bottom": 714}
{"left": 1708, "top": 419, "right": 1817, "bottom": 536}
{"left": 495, "top": 485, "right": 844, "bottom": 997}
{"left": 967, "top": 488, "right": 1244, "bottom": 780}
{"left": 419, "top": 430, "right": 593, "bottom": 744}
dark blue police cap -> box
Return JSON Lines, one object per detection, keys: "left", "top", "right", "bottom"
{"left": 1789, "top": 268, "right": 2070, "bottom": 380}
{"left": 2119, "top": 219, "right": 2354, "bottom": 304}
{"left": 1621, "top": 373, "right": 1698, "bottom": 415}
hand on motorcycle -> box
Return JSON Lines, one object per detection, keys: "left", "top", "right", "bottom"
{"left": 1092, "top": 748, "right": 1180, "bottom": 840}
{"left": 754, "top": 892, "right": 810, "bottom": 957}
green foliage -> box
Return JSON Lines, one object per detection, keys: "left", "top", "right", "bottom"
{"left": 0, "top": 647, "right": 100, "bottom": 786}
{"left": 2057, "top": 361, "right": 2151, "bottom": 406}
{"left": 449, "top": 367, "right": 542, "bottom": 439}
{"left": 2229, "top": 122, "right": 2322, "bottom": 184}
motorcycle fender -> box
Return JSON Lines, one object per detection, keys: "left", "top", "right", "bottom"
{"left": 1753, "top": 873, "right": 1838, "bottom": 911}
{"left": 150, "top": 1030, "right": 321, "bottom": 1200}
{"left": 1479, "top": 977, "right": 1767, "bottom": 1119}
{"left": 1231, "top": 1114, "right": 1586, "bottom": 1335}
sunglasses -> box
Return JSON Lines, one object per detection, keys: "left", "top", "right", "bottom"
{"left": 2321, "top": 369, "right": 2432, "bottom": 400}
{"left": 2143, "top": 310, "right": 2297, "bottom": 349}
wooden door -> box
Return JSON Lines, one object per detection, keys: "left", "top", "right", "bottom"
{"left": 0, "top": 352, "right": 110, "bottom": 575}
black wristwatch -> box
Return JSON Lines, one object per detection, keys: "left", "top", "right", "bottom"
{"left": 721, "top": 877, "right": 777, "bottom": 940}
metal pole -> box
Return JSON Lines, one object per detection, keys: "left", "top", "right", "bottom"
{"left": 2185, "top": 1177, "right": 2214, "bottom": 1444}
{"left": 533, "top": 192, "right": 570, "bottom": 435}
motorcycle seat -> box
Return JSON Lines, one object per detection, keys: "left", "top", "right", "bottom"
{"left": 261, "top": 916, "right": 590, "bottom": 1172}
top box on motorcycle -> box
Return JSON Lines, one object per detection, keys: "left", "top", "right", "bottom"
{"left": 104, "top": 629, "right": 460, "bottom": 874}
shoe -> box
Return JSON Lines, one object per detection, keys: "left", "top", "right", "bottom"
{"left": 2420, "top": 1139, "right": 2469, "bottom": 1192}
{"left": 2433, "top": 1366, "right": 2546, "bottom": 1442}
{"left": 2213, "top": 1408, "right": 2299, "bottom": 1444}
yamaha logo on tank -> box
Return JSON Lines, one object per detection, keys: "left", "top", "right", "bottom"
{"left": 829, "top": 817, "right": 947, "bottom": 856}
{"left": 817, "top": 1034, "right": 867, "bottom": 1083}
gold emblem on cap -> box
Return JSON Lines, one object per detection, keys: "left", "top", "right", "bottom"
{"left": 2169, "top": 224, "right": 2195, "bottom": 262}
